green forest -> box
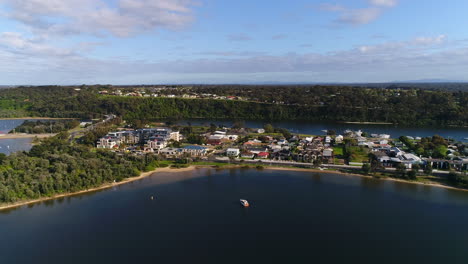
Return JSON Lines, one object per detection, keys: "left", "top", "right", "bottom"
{"left": 10, "top": 120, "right": 80, "bottom": 134}
{"left": 0, "top": 133, "right": 162, "bottom": 204}
{"left": 0, "top": 85, "right": 466, "bottom": 126}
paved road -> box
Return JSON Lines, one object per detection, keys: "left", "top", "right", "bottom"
{"left": 69, "top": 114, "right": 116, "bottom": 143}
{"left": 214, "top": 157, "right": 453, "bottom": 176}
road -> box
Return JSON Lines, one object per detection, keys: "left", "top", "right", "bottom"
{"left": 214, "top": 157, "right": 453, "bottom": 176}
{"left": 69, "top": 114, "right": 116, "bottom": 142}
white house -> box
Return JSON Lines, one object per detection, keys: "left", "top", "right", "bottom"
{"left": 182, "top": 145, "right": 208, "bottom": 157}
{"left": 97, "top": 137, "right": 118, "bottom": 149}
{"left": 226, "top": 148, "right": 240, "bottom": 157}
{"left": 335, "top": 135, "right": 344, "bottom": 144}
{"left": 323, "top": 148, "right": 333, "bottom": 158}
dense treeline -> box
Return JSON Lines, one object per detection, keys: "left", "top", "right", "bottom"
{"left": 10, "top": 120, "right": 80, "bottom": 134}
{"left": 0, "top": 85, "right": 467, "bottom": 126}
{"left": 0, "top": 133, "right": 161, "bottom": 203}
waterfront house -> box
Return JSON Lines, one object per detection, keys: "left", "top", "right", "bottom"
{"left": 335, "top": 135, "right": 344, "bottom": 144}
{"left": 241, "top": 151, "right": 255, "bottom": 158}
{"left": 159, "top": 147, "right": 182, "bottom": 158}
{"left": 246, "top": 147, "right": 268, "bottom": 154}
{"left": 145, "top": 139, "right": 167, "bottom": 152}
{"left": 182, "top": 145, "right": 208, "bottom": 157}
{"left": 226, "top": 148, "right": 240, "bottom": 157}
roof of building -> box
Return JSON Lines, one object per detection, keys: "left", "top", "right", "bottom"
{"left": 183, "top": 145, "right": 207, "bottom": 150}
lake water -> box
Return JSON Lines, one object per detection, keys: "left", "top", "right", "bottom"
{"left": 0, "top": 118, "right": 466, "bottom": 156}
{"left": 1, "top": 168, "right": 468, "bottom": 263}
{"left": 175, "top": 119, "right": 468, "bottom": 142}
{"left": 0, "top": 119, "right": 34, "bottom": 155}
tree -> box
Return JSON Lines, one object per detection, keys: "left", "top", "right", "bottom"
{"left": 407, "top": 170, "right": 417, "bottom": 180}
{"left": 0, "top": 153, "right": 6, "bottom": 164}
{"left": 361, "top": 163, "right": 371, "bottom": 175}
{"left": 447, "top": 170, "right": 458, "bottom": 183}
{"left": 395, "top": 163, "right": 407, "bottom": 178}
{"left": 263, "top": 124, "right": 274, "bottom": 133}
{"left": 208, "top": 123, "right": 217, "bottom": 133}
{"left": 232, "top": 120, "right": 245, "bottom": 129}
{"left": 424, "top": 164, "right": 433, "bottom": 175}
{"left": 433, "top": 145, "right": 448, "bottom": 158}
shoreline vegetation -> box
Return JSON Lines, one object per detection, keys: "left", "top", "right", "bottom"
{"left": 1, "top": 163, "right": 466, "bottom": 212}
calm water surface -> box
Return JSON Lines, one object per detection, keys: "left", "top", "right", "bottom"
{"left": 1, "top": 168, "right": 468, "bottom": 263}
{"left": 0, "top": 119, "right": 35, "bottom": 155}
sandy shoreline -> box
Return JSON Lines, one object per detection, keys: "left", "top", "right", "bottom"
{"left": 341, "top": 121, "right": 394, "bottom": 125}
{"left": 0, "top": 117, "right": 77, "bottom": 120}
{"left": 0, "top": 133, "right": 56, "bottom": 139}
{"left": 264, "top": 166, "right": 468, "bottom": 192}
{"left": 1, "top": 164, "right": 466, "bottom": 211}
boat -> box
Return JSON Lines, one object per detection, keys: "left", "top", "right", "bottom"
{"left": 240, "top": 199, "right": 250, "bottom": 207}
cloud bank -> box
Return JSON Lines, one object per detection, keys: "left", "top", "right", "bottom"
{"left": 0, "top": 0, "right": 197, "bottom": 37}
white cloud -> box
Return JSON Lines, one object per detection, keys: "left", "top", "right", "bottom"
{"left": 369, "top": 0, "right": 398, "bottom": 7}
{"left": 0, "top": 32, "right": 75, "bottom": 57}
{"left": 1, "top": 33, "right": 466, "bottom": 84}
{"left": 0, "top": 0, "right": 197, "bottom": 37}
{"left": 320, "top": 0, "right": 398, "bottom": 26}
{"left": 336, "top": 7, "right": 382, "bottom": 25}
{"left": 412, "top": 35, "right": 447, "bottom": 45}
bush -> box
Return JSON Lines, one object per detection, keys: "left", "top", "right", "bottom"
{"left": 361, "top": 163, "right": 371, "bottom": 175}
{"left": 171, "top": 164, "right": 189, "bottom": 169}
{"left": 407, "top": 170, "right": 417, "bottom": 180}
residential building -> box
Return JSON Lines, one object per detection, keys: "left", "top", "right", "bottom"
{"left": 226, "top": 148, "right": 240, "bottom": 157}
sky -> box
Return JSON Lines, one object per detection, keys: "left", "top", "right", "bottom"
{"left": 0, "top": 0, "right": 467, "bottom": 85}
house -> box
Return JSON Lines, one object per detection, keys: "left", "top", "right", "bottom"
{"left": 241, "top": 151, "right": 255, "bottom": 158}
{"left": 182, "top": 145, "right": 207, "bottom": 157}
{"left": 159, "top": 147, "right": 182, "bottom": 157}
{"left": 207, "top": 134, "right": 224, "bottom": 145}
{"left": 323, "top": 148, "right": 333, "bottom": 158}
{"left": 97, "top": 137, "right": 118, "bottom": 149}
{"left": 257, "top": 152, "right": 269, "bottom": 159}
{"left": 79, "top": 121, "right": 92, "bottom": 128}
{"left": 246, "top": 147, "right": 268, "bottom": 154}
{"left": 335, "top": 135, "right": 343, "bottom": 144}
{"left": 226, "top": 148, "right": 240, "bottom": 157}
{"left": 145, "top": 139, "right": 167, "bottom": 152}
{"left": 244, "top": 139, "right": 262, "bottom": 146}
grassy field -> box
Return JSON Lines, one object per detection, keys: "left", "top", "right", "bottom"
{"left": 347, "top": 146, "right": 369, "bottom": 163}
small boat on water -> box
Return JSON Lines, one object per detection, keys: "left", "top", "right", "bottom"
{"left": 240, "top": 199, "right": 249, "bottom": 207}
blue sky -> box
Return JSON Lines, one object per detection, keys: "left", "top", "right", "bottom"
{"left": 0, "top": 0, "right": 467, "bottom": 84}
